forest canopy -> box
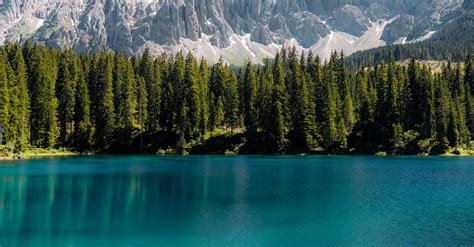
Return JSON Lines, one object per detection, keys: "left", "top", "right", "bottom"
{"left": 0, "top": 43, "right": 472, "bottom": 155}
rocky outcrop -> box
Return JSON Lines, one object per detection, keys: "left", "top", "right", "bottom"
{"left": 0, "top": 0, "right": 465, "bottom": 63}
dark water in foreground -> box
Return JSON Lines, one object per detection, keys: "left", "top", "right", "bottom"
{"left": 0, "top": 156, "right": 473, "bottom": 246}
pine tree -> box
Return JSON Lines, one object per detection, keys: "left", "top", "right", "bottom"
{"left": 316, "top": 61, "right": 338, "bottom": 149}
{"left": 385, "top": 62, "right": 402, "bottom": 150}
{"left": 353, "top": 69, "right": 376, "bottom": 151}
{"left": 74, "top": 59, "right": 94, "bottom": 151}
{"left": 242, "top": 61, "right": 258, "bottom": 134}
{"left": 160, "top": 55, "right": 175, "bottom": 131}
{"left": 184, "top": 52, "right": 201, "bottom": 138}
{"left": 56, "top": 50, "right": 78, "bottom": 146}
{"left": 0, "top": 50, "right": 9, "bottom": 146}
{"left": 209, "top": 57, "right": 225, "bottom": 130}
{"left": 173, "top": 52, "right": 187, "bottom": 150}
{"left": 270, "top": 52, "right": 288, "bottom": 150}
{"left": 3, "top": 50, "right": 18, "bottom": 148}
{"left": 136, "top": 75, "right": 148, "bottom": 151}
{"left": 257, "top": 60, "right": 274, "bottom": 133}
{"left": 148, "top": 56, "right": 162, "bottom": 131}
{"left": 223, "top": 66, "right": 239, "bottom": 131}
{"left": 342, "top": 91, "right": 355, "bottom": 133}
{"left": 450, "top": 64, "right": 470, "bottom": 144}
{"left": 434, "top": 74, "right": 449, "bottom": 145}
{"left": 198, "top": 58, "right": 210, "bottom": 135}
{"left": 138, "top": 49, "right": 163, "bottom": 131}
{"left": 286, "top": 47, "right": 314, "bottom": 150}
{"left": 28, "top": 46, "right": 58, "bottom": 148}
{"left": 94, "top": 52, "right": 116, "bottom": 149}
{"left": 113, "top": 52, "right": 126, "bottom": 128}
{"left": 306, "top": 51, "right": 318, "bottom": 140}
{"left": 123, "top": 60, "right": 138, "bottom": 129}
{"left": 6, "top": 44, "right": 30, "bottom": 151}
{"left": 447, "top": 100, "right": 460, "bottom": 147}
{"left": 463, "top": 54, "right": 474, "bottom": 139}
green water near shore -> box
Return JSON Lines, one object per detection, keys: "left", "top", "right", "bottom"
{"left": 1, "top": 155, "right": 473, "bottom": 246}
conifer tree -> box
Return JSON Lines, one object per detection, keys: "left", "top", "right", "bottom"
{"left": 159, "top": 55, "right": 175, "bottom": 131}
{"left": 184, "top": 52, "right": 201, "bottom": 138}
{"left": 306, "top": 51, "right": 319, "bottom": 139}
{"left": 434, "top": 74, "right": 449, "bottom": 147}
{"left": 113, "top": 52, "right": 126, "bottom": 128}
{"left": 198, "top": 58, "right": 210, "bottom": 135}
{"left": 353, "top": 69, "right": 375, "bottom": 151}
{"left": 209, "top": 57, "right": 225, "bottom": 130}
{"left": 316, "top": 61, "right": 338, "bottom": 149}
{"left": 463, "top": 54, "right": 474, "bottom": 138}
{"left": 28, "top": 46, "right": 58, "bottom": 148}
{"left": 56, "top": 50, "right": 78, "bottom": 146}
{"left": 0, "top": 51, "right": 9, "bottom": 145}
{"left": 257, "top": 60, "right": 274, "bottom": 133}
{"left": 74, "top": 60, "right": 93, "bottom": 151}
{"left": 173, "top": 52, "right": 188, "bottom": 149}
{"left": 94, "top": 52, "right": 116, "bottom": 149}
{"left": 242, "top": 61, "right": 258, "bottom": 134}
{"left": 287, "top": 47, "right": 314, "bottom": 150}
{"left": 136, "top": 75, "right": 148, "bottom": 144}
{"left": 7, "top": 44, "right": 30, "bottom": 151}
{"left": 123, "top": 60, "right": 138, "bottom": 129}
{"left": 138, "top": 49, "right": 164, "bottom": 131}
{"left": 223, "top": 66, "right": 239, "bottom": 131}
{"left": 270, "top": 52, "right": 288, "bottom": 150}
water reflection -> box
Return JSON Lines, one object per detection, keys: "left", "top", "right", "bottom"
{"left": 0, "top": 156, "right": 473, "bottom": 246}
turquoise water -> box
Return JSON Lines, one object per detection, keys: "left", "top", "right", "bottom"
{"left": 1, "top": 156, "right": 474, "bottom": 246}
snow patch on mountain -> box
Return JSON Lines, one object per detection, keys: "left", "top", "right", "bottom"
{"left": 0, "top": 0, "right": 465, "bottom": 64}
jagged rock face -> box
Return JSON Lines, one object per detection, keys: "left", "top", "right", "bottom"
{"left": 0, "top": 0, "right": 465, "bottom": 64}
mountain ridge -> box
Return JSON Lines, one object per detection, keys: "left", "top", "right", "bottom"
{"left": 0, "top": 0, "right": 465, "bottom": 64}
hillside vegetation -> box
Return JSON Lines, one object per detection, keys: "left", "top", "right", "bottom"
{"left": 0, "top": 44, "right": 473, "bottom": 156}
{"left": 347, "top": 8, "right": 474, "bottom": 69}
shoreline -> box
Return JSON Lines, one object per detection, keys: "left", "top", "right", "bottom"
{"left": 0, "top": 149, "right": 80, "bottom": 161}
{"left": 1, "top": 150, "right": 472, "bottom": 161}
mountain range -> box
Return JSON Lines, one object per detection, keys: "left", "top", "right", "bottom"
{"left": 0, "top": 0, "right": 467, "bottom": 64}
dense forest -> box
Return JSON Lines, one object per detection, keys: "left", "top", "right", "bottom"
{"left": 0, "top": 43, "right": 473, "bottom": 155}
{"left": 347, "top": 10, "right": 474, "bottom": 69}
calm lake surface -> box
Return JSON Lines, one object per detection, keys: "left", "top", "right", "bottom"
{"left": 1, "top": 155, "right": 474, "bottom": 246}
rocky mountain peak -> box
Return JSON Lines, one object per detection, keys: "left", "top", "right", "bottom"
{"left": 0, "top": 0, "right": 464, "bottom": 64}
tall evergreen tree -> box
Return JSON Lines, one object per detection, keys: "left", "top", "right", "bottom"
{"left": 242, "top": 61, "right": 258, "bottom": 134}
{"left": 270, "top": 52, "right": 288, "bottom": 150}
{"left": 56, "top": 50, "right": 78, "bottom": 146}
{"left": 113, "top": 52, "right": 126, "bottom": 128}
{"left": 0, "top": 50, "right": 9, "bottom": 146}
{"left": 286, "top": 47, "right": 314, "bottom": 150}
{"left": 464, "top": 54, "right": 474, "bottom": 139}
{"left": 28, "top": 46, "right": 58, "bottom": 148}
{"left": 173, "top": 52, "right": 187, "bottom": 150}
{"left": 94, "top": 52, "right": 116, "bottom": 149}
{"left": 198, "top": 58, "right": 210, "bottom": 135}
{"left": 209, "top": 57, "right": 225, "bottom": 130}
{"left": 257, "top": 60, "right": 274, "bottom": 133}
{"left": 136, "top": 75, "right": 148, "bottom": 149}
{"left": 74, "top": 59, "right": 94, "bottom": 151}
{"left": 160, "top": 55, "right": 175, "bottom": 131}
{"left": 184, "top": 52, "right": 201, "bottom": 138}
{"left": 316, "top": 61, "right": 338, "bottom": 149}
{"left": 138, "top": 49, "right": 163, "bottom": 131}
{"left": 223, "top": 66, "right": 239, "bottom": 131}
{"left": 123, "top": 60, "right": 138, "bottom": 129}
{"left": 9, "top": 45, "right": 30, "bottom": 150}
